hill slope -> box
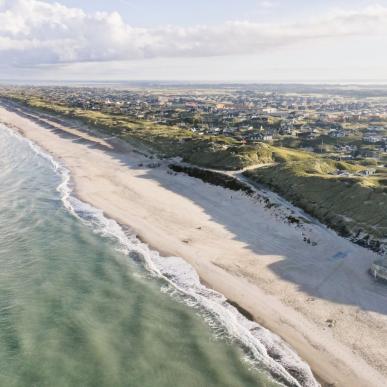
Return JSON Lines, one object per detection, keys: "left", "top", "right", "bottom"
{"left": 244, "top": 160, "right": 387, "bottom": 252}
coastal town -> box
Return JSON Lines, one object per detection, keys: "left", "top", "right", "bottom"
{"left": 1, "top": 83, "right": 387, "bottom": 387}
{"left": 2, "top": 84, "right": 387, "bottom": 168}
{"left": 1, "top": 84, "right": 386, "bottom": 253}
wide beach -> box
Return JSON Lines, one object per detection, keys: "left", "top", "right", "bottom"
{"left": 1, "top": 103, "right": 386, "bottom": 387}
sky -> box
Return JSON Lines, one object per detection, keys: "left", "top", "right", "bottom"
{"left": 0, "top": 0, "right": 387, "bottom": 82}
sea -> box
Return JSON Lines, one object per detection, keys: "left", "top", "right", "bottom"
{"left": 0, "top": 123, "right": 318, "bottom": 387}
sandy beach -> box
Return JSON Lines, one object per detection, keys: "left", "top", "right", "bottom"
{"left": 1, "top": 103, "right": 386, "bottom": 387}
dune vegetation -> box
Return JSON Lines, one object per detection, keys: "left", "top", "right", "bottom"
{"left": 2, "top": 93, "right": 386, "bottom": 251}
{"left": 1, "top": 94, "right": 273, "bottom": 170}
{"left": 245, "top": 159, "right": 387, "bottom": 251}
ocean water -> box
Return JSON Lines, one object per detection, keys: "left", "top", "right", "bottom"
{"left": 0, "top": 123, "right": 318, "bottom": 387}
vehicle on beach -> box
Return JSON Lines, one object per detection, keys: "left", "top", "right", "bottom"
{"left": 370, "top": 258, "right": 387, "bottom": 281}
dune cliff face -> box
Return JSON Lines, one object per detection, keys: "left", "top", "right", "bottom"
{"left": 245, "top": 161, "right": 387, "bottom": 254}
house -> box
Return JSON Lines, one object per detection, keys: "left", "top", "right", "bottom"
{"left": 298, "top": 131, "right": 319, "bottom": 140}
{"left": 279, "top": 121, "right": 296, "bottom": 135}
{"left": 329, "top": 129, "right": 346, "bottom": 138}
{"left": 247, "top": 133, "right": 273, "bottom": 142}
{"left": 368, "top": 125, "right": 385, "bottom": 132}
{"left": 357, "top": 169, "right": 376, "bottom": 176}
{"left": 358, "top": 149, "right": 381, "bottom": 158}
{"left": 363, "top": 134, "right": 382, "bottom": 143}
{"left": 262, "top": 134, "right": 273, "bottom": 141}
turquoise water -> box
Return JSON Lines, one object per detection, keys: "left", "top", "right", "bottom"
{"left": 0, "top": 125, "right": 280, "bottom": 386}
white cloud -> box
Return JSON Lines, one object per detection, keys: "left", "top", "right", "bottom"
{"left": 258, "top": 1, "right": 276, "bottom": 9}
{"left": 0, "top": 0, "right": 386, "bottom": 67}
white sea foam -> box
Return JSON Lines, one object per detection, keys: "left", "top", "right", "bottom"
{"left": 3, "top": 123, "right": 320, "bottom": 387}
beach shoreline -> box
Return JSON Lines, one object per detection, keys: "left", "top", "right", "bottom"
{"left": 1, "top": 103, "right": 387, "bottom": 387}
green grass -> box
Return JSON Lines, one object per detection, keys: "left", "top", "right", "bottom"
{"left": 271, "top": 147, "right": 315, "bottom": 163}
{"left": 2, "top": 94, "right": 273, "bottom": 170}
{"left": 275, "top": 134, "right": 364, "bottom": 151}
{"left": 3, "top": 91, "right": 385, "bottom": 249}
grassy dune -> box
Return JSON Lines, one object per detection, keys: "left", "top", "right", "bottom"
{"left": 245, "top": 159, "right": 387, "bottom": 251}
{"left": 270, "top": 147, "right": 315, "bottom": 163}
{"left": 2, "top": 93, "right": 386, "bottom": 250}
{"left": 1, "top": 95, "right": 273, "bottom": 170}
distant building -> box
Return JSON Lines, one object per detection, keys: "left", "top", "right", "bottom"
{"left": 363, "top": 134, "right": 382, "bottom": 143}
{"left": 329, "top": 129, "right": 346, "bottom": 138}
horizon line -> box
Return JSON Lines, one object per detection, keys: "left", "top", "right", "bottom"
{"left": 1, "top": 79, "right": 387, "bottom": 87}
